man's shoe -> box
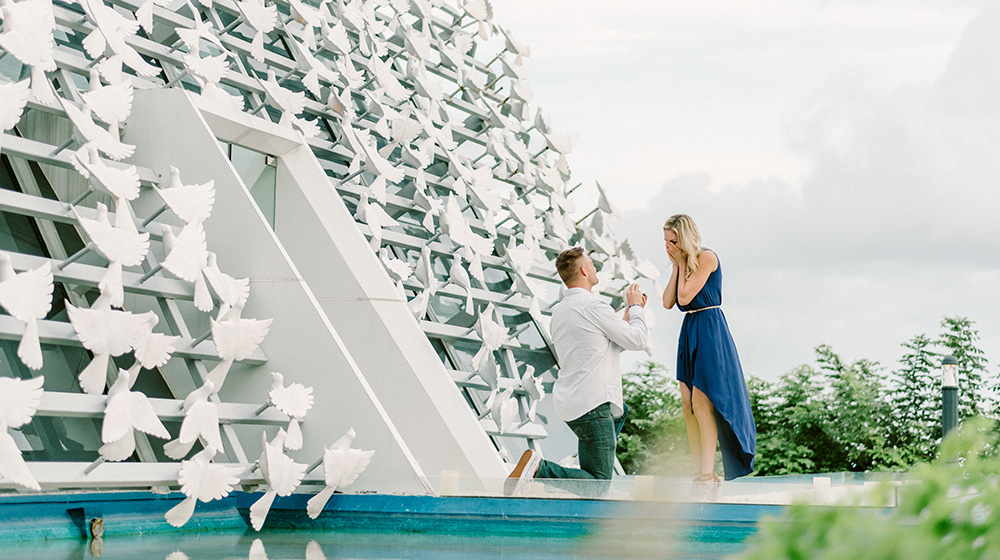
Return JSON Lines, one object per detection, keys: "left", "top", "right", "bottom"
{"left": 503, "top": 449, "right": 541, "bottom": 496}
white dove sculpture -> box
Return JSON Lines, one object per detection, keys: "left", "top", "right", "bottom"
{"left": 175, "top": 1, "right": 226, "bottom": 53}
{"left": 0, "top": 79, "right": 30, "bottom": 153}
{"left": 413, "top": 245, "right": 438, "bottom": 295}
{"left": 255, "top": 70, "right": 316, "bottom": 138}
{"left": 99, "top": 366, "right": 171, "bottom": 461}
{"left": 161, "top": 222, "right": 212, "bottom": 312}
{"left": 58, "top": 97, "right": 135, "bottom": 161}
{"left": 286, "top": 36, "right": 339, "bottom": 98}
{"left": 448, "top": 257, "right": 473, "bottom": 311}
{"left": 163, "top": 380, "right": 223, "bottom": 460}
{"left": 202, "top": 252, "right": 250, "bottom": 320}
{"left": 474, "top": 346, "right": 499, "bottom": 391}
{"left": 0, "top": 0, "right": 57, "bottom": 105}
{"left": 80, "top": 69, "right": 133, "bottom": 131}
{"left": 79, "top": 0, "right": 160, "bottom": 79}
{"left": 206, "top": 301, "right": 272, "bottom": 391}
{"left": 263, "top": 372, "right": 313, "bottom": 451}
{"left": 74, "top": 200, "right": 150, "bottom": 308}
{"left": 462, "top": 0, "right": 493, "bottom": 40}
{"left": 286, "top": 0, "right": 327, "bottom": 51}
{"left": 235, "top": 0, "right": 277, "bottom": 63}
{"left": 132, "top": 311, "right": 180, "bottom": 370}
{"left": 378, "top": 248, "right": 411, "bottom": 293}
{"left": 407, "top": 288, "right": 430, "bottom": 321}
{"left": 249, "top": 429, "right": 307, "bottom": 531}
{"left": 471, "top": 303, "right": 508, "bottom": 372}
{"left": 520, "top": 365, "right": 544, "bottom": 422}
{"left": 164, "top": 444, "right": 244, "bottom": 527}
{"left": 182, "top": 51, "right": 242, "bottom": 111}
{"left": 0, "top": 375, "right": 44, "bottom": 491}
{"left": 134, "top": 0, "right": 170, "bottom": 33}
{"left": 353, "top": 189, "right": 398, "bottom": 251}
{"left": 488, "top": 387, "right": 517, "bottom": 434}
{"left": 71, "top": 146, "right": 140, "bottom": 202}
{"left": 153, "top": 167, "right": 216, "bottom": 225}
{"left": 66, "top": 301, "right": 157, "bottom": 395}
{"left": 305, "top": 427, "right": 374, "bottom": 519}
{"left": 0, "top": 254, "right": 53, "bottom": 370}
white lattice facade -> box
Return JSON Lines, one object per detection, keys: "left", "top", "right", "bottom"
{"left": 0, "top": 0, "right": 658, "bottom": 503}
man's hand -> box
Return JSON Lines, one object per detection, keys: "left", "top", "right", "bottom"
{"left": 626, "top": 283, "right": 645, "bottom": 307}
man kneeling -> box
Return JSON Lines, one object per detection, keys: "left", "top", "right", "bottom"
{"left": 505, "top": 247, "right": 648, "bottom": 496}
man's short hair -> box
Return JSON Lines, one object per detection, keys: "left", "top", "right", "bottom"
{"left": 556, "top": 247, "right": 586, "bottom": 284}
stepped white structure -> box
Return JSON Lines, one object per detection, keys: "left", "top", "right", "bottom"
{"left": 0, "top": 0, "right": 660, "bottom": 504}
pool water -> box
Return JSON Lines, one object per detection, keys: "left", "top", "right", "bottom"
{"left": 7, "top": 524, "right": 754, "bottom": 560}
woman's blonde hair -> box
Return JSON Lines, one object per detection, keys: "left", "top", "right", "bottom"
{"left": 663, "top": 214, "right": 702, "bottom": 278}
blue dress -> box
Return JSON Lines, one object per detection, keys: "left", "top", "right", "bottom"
{"left": 676, "top": 252, "right": 756, "bottom": 479}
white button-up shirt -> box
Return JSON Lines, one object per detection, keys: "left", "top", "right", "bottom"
{"left": 549, "top": 287, "right": 648, "bottom": 422}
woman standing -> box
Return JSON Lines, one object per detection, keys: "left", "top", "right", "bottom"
{"left": 662, "top": 214, "right": 756, "bottom": 482}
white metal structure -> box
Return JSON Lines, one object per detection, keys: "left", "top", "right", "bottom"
{"left": 0, "top": 0, "right": 658, "bottom": 502}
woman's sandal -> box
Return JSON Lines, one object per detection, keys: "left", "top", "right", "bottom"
{"left": 693, "top": 471, "right": 722, "bottom": 483}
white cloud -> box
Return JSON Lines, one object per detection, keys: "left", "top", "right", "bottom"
{"left": 616, "top": 2, "right": 1000, "bottom": 379}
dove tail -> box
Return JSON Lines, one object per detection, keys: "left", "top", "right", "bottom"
{"left": 163, "top": 437, "right": 195, "bottom": 460}
{"left": 31, "top": 67, "right": 57, "bottom": 106}
{"left": 99, "top": 261, "right": 124, "bottom": 308}
{"left": 306, "top": 487, "right": 336, "bottom": 520}
{"left": 284, "top": 418, "right": 303, "bottom": 451}
{"left": 249, "top": 490, "right": 277, "bottom": 531}
{"left": 251, "top": 32, "right": 265, "bottom": 63}
{"left": 18, "top": 319, "right": 44, "bottom": 370}
{"left": 164, "top": 496, "right": 197, "bottom": 528}
{"left": 194, "top": 274, "right": 213, "bottom": 313}
{"left": 98, "top": 431, "right": 136, "bottom": 461}
{"left": 79, "top": 352, "right": 110, "bottom": 395}
{"left": 136, "top": 1, "right": 155, "bottom": 34}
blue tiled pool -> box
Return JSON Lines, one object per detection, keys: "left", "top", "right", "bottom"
{"left": 2, "top": 491, "right": 768, "bottom": 559}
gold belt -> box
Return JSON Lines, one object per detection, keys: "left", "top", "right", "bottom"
{"left": 686, "top": 305, "right": 721, "bottom": 314}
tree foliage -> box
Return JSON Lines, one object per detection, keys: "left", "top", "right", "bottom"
{"left": 617, "top": 361, "right": 686, "bottom": 475}
{"left": 619, "top": 316, "right": 994, "bottom": 478}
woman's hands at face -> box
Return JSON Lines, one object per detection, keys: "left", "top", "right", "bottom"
{"left": 666, "top": 242, "right": 684, "bottom": 266}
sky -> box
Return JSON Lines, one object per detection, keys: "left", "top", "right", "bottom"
{"left": 491, "top": 1, "right": 1000, "bottom": 381}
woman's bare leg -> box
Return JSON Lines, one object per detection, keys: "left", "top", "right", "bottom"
{"left": 679, "top": 382, "right": 702, "bottom": 475}
{"left": 691, "top": 386, "right": 718, "bottom": 477}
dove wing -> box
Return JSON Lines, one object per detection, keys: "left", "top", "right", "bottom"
{"left": 0, "top": 0, "right": 56, "bottom": 69}
{"left": 0, "top": 263, "right": 53, "bottom": 322}
{"left": 157, "top": 181, "right": 215, "bottom": 224}
{"left": 212, "top": 317, "right": 272, "bottom": 361}
{"left": 0, "top": 80, "right": 31, "bottom": 130}
{"left": 123, "top": 391, "right": 170, "bottom": 439}
{"left": 90, "top": 162, "right": 141, "bottom": 201}
{"left": 203, "top": 269, "right": 249, "bottom": 308}
{"left": 101, "top": 390, "right": 134, "bottom": 443}
{"left": 180, "top": 401, "right": 223, "bottom": 450}
{"left": 271, "top": 384, "right": 314, "bottom": 419}
{"left": 77, "top": 215, "right": 149, "bottom": 265}
{"left": 133, "top": 331, "right": 180, "bottom": 369}
{"left": 325, "top": 447, "right": 373, "bottom": 488}
{"left": 67, "top": 304, "right": 113, "bottom": 355}
{"left": 183, "top": 52, "right": 228, "bottom": 85}
{"left": 265, "top": 449, "right": 306, "bottom": 496}
{"left": 81, "top": 79, "right": 134, "bottom": 124}
{"left": 0, "top": 432, "right": 41, "bottom": 491}
{"left": 162, "top": 222, "right": 208, "bottom": 282}
{"left": 0, "top": 376, "right": 45, "bottom": 428}
{"left": 181, "top": 461, "right": 242, "bottom": 502}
